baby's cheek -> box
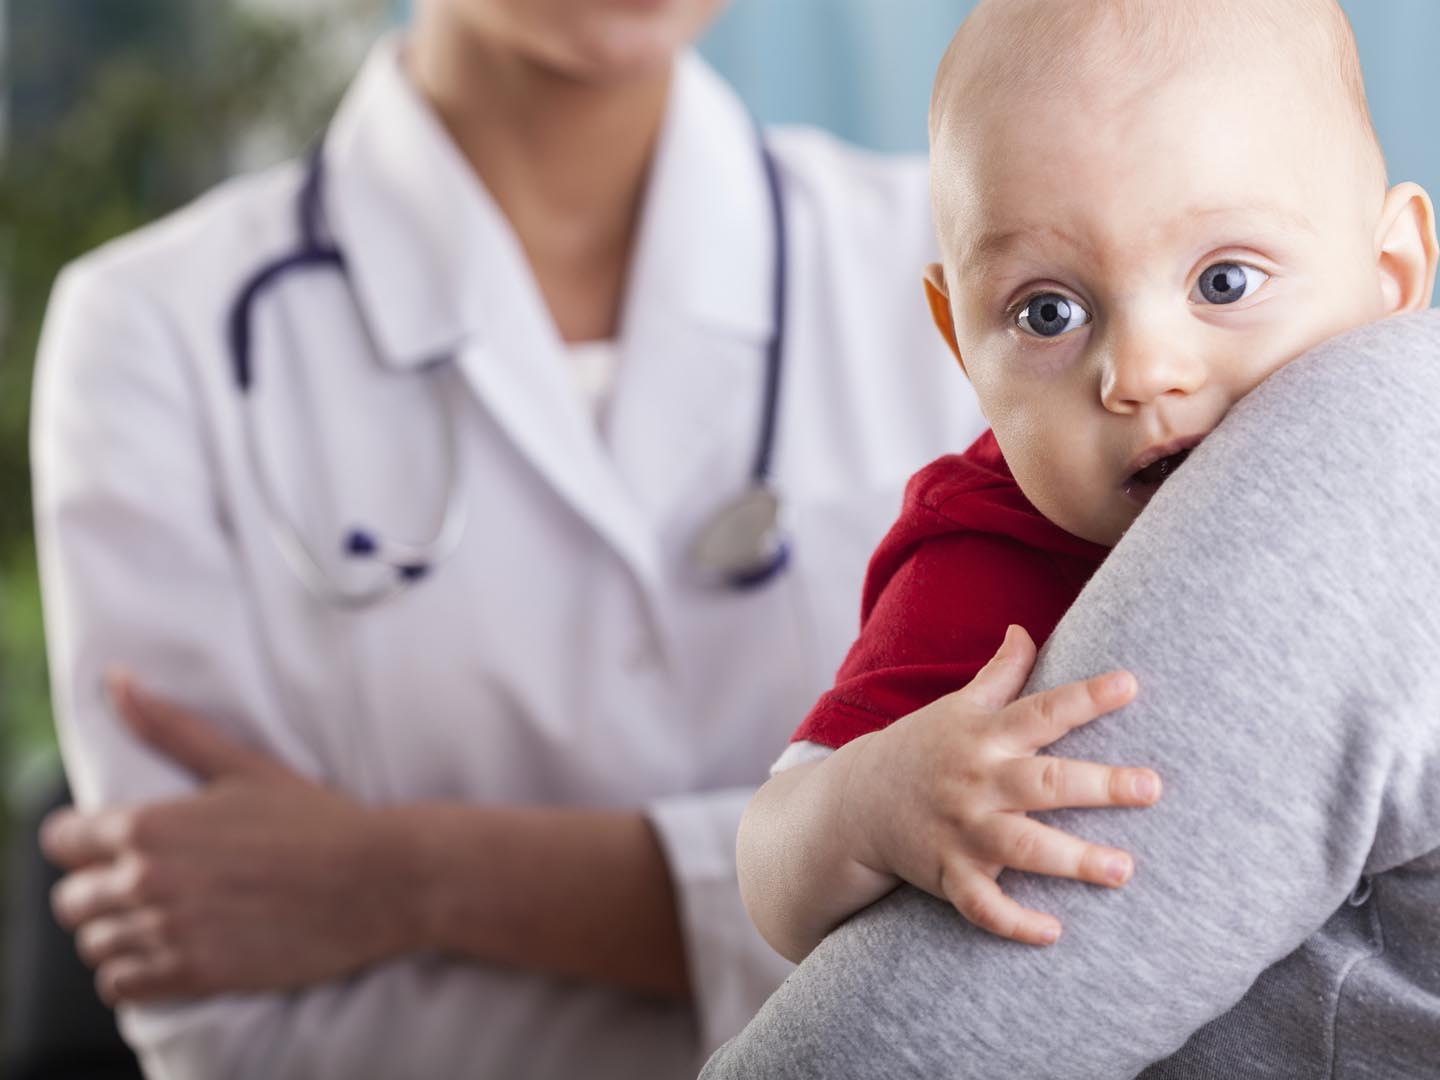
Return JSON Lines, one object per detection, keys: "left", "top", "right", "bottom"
{"left": 1016, "top": 340, "right": 1089, "bottom": 380}
{"left": 984, "top": 404, "right": 1044, "bottom": 470}
{"left": 966, "top": 337, "right": 1077, "bottom": 398}
{"left": 1030, "top": 473, "right": 1104, "bottom": 542}
{"left": 992, "top": 422, "right": 1068, "bottom": 511}
{"left": 1017, "top": 445, "right": 1124, "bottom": 545}
{"left": 1251, "top": 272, "right": 1384, "bottom": 385}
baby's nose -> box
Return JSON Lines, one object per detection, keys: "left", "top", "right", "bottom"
{"left": 1100, "top": 340, "right": 1208, "bottom": 413}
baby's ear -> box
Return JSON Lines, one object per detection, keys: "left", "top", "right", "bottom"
{"left": 923, "top": 264, "right": 967, "bottom": 373}
{"left": 1376, "top": 182, "right": 1438, "bottom": 314}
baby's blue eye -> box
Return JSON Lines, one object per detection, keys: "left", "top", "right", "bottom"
{"left": 1017, "top": 293, "right": 1091, "bottom": 338}
{"left": 1194, "top": 262, "right": 1269, "bottom": 305}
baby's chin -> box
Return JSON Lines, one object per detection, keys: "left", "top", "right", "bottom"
{"left": 1066, "top": 513, "right": 1129, "bottom": 550}
{"left": 1024, "top": 488, "right": 1131, "bottom": 549}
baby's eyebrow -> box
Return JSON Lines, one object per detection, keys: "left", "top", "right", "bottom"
{"left": 962, "top": 223, "right": 1080, "bottom": 270}
{"left": 960, "top": 203, "right": 1315, "bottom": 271}
{"left": 1183, "top": 203, "right": 1318, "bottom": 234}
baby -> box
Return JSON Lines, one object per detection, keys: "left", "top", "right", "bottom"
{"left": 740, "top": 0, "right": 1438, "bottom": 961}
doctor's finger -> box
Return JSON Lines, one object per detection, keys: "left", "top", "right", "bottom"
{"left": 51, "top": 854, "right": 172, "bottom": 929}
{"left": 96, "top": 948, "right": 189, "bottom": 1007}
{"left": 108, "top": 669, "right": 288, "bottom": 782}
{"left": 75, "top": 907, "right": 171, "bottom": 969}
{"left": 40, "top": 806, "right": 135, "bottom": 869}
{"left": 996, "top": 670, "right": 1138, "bottom": 753}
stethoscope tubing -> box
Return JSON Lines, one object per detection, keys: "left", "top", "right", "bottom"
{"left": 228, "top": 127, "right": 788, "bottom": 607}
{"left": 750, "top": 135, "right": 787, "bottom": 487}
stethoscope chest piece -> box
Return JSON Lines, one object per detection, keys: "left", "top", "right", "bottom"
{"left": 691, "top": 485, "right": 790, "bottom": 590}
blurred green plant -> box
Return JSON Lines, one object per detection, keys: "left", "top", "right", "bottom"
{"left": 0, "top": 0, "right": 385, "bottom": 803}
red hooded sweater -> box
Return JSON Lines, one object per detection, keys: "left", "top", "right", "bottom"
{"left": 791, "top": 430, "right": 1110, "bottom": 750}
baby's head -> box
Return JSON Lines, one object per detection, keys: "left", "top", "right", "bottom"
{"left": 925, "top": 0, "right": 1438, "bottom": 545}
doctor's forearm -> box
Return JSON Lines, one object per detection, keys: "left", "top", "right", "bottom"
{"left": 385, "top": 802, "right": 692, "bottom": 999}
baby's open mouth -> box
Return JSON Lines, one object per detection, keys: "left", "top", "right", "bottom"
{"left": 1124, "top": 448, "right": 1193, "bottom": 505}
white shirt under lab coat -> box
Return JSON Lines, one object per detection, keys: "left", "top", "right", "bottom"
{"left": 31, "top": 39, "right": 986, "bottom": 1080}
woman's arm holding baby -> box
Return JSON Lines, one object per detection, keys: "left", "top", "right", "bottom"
{"left": 705, "top": 313, "right": 1440, "bottom": 1080}
{"left": 739, "top": 626, "right": 1158, "bottom": 961}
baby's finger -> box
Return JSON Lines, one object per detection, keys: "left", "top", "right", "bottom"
{"left": 938, "top": 866, "right": 1062, "bottom": 946}
{"left": 997, "top": 670, "right": 1137, "bottom": 753}
{"left": 975, "top": 815, "right": 1136, "bottom": 889}
{"left": 992, "top": 755, "right": 1161, "bottom": 812}
{"left": 958, "top": 625, "right": 1038, "bottom": 712}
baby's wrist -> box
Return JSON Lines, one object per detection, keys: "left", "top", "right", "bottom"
{"left": 830, "top": 732, "right": 900, "bottom": 880}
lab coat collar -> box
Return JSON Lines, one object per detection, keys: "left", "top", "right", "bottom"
{"left": 322, "top": 36, "right": 492, "bottom": 369}
{"left": 321, "top": 38, "right": 776, "bottom": 370}
{"left": 621, "top": 51, "right": 777, "bottom": 344}
{"left": 603, "top": 51, "right": 781, "bottom": 525}
{"left": 320, "top": 38, "right": 778, "bottom": 586}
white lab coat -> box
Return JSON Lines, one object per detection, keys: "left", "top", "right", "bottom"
{"left": 31, "top": 38, "right": 985, "bottom": 1080}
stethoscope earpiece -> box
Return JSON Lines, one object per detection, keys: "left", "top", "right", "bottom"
{"left": 345, "top": 527, "right": 434, "bottom": 584}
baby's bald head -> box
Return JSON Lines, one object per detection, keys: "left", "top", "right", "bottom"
{"left": 931, "top": 0, "right": 1385, "bottom": 223}
{"left": 917, "top": 0, "right": 1437, "bottom": 550}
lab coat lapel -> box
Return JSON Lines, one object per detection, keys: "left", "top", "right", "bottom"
{"left": 606, "top": 55, "right": 777, "bottom": 525}
{"left": 454, "top": 327, "right": 661, "bottom": 590}
{"left": 322, "top": 37, "right": 659, "bottom": 586}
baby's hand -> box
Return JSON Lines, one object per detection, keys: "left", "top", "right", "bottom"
{"left": 843, "top": 624, "right": 1159, "bottom": 946}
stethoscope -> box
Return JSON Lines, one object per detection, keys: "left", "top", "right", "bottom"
{"left": 227, "top": 132, "right": 790, "bottom": 610}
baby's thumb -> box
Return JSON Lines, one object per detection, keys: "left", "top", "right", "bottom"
{"left": 963, "top": 625, "right": 1037, "bottom": 710}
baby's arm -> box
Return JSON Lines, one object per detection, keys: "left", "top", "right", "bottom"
{"left": 738, "top": 625, "right": 1160, "bottom": 962}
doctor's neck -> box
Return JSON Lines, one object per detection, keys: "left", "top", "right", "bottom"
{"left": 407, "top": 11, "right": 671, "bottom": 343}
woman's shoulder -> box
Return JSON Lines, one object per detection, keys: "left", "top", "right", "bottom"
{"left": 765, "top": 125, "right": 927, "bottom": 192}
{"left": 763, "top": 126, "right": 934, "bottom": 255}
{"left": 59, "top": 158, "right": 303, "bottom": 306}
{"left": 38, "top": 158, "right": 307, "bottom": 406}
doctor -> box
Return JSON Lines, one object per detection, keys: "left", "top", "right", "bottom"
{"left": 29, "top": 1, "right": 998, "bottom": 1077}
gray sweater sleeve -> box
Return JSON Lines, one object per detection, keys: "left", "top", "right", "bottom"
{"left": 700, "top": 310, "right": 1440, "bottom": 1079}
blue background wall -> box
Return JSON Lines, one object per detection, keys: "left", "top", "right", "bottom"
{"left": 700, "top": 1, "right": 1440, "bottom": 224}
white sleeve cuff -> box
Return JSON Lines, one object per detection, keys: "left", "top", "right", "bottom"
{"left": 646, "top": 788, "right": 794, "bottom": 1057}
{"left": 769, "top": 739, "right": 835, "bottom": 776}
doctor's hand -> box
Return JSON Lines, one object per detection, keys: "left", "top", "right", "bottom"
{"left": 40, "top": 673, "right": 421, "bottom": 1005}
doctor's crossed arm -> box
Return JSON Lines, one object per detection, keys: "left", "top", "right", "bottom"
{"left": 43, "top": 672, "right": 691, "bottom": 1001}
